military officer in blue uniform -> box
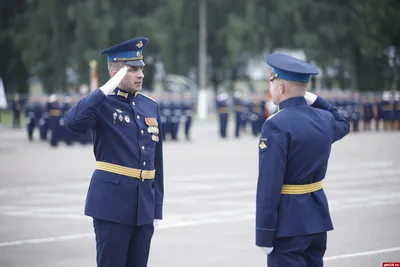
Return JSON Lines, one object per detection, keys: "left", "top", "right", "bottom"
{"left": 170, "top": 92, "right": 182, "bottom": 141}
{"left": 47, "top": 94, "right": 63, "bottom": 147}
{"left": 216, "top": 91, "right": 230, "bottom": 138}
{"left": 243, "top": 94, "right": 253, "bottom": 132}
{"left": 380, "top": 93, "right": 394, "bottom": 131}
{"left": 259, "top": 94, "right": 267, "bottom": 125}
{"left": 182, "top": 92, "right": 194, "bottom": 141}
{"left": 333, "top": 92, "right": 344, "bottom": 120}
{"left": 11, "top": 94, "right": 22, "bottom": 128}
{"left": 24, "top": 97, "right": 36, "bottom": 141}
{"left": 64, "top": 37, "right": 164, "bottom": 267}
{"left": 24, "top": 96, "right": 43, "bottom": 141}
{"left": 39, "top": 96, "right": 50, "bottom": 141}
{"left": 374, "top": 94, "right": 382, "bottom": 131}
{"left": 233, "top": 91, "right": 244, "bottom": 138}
{"left": 350, "top": 92, "right": 361, "bottom": 132}
{"left": 250, "top": 92, "right": 265, "bottom": 137}
{"left": 159, "top": 91, "right": 172, "bottom": 141}
{"left": 343, "top": 91, "right": 353, "bottom": 128}
{"left": 361, "top": 94, "right": 373, "bottom": 131}
{"left": 256, "top": 53, "right": 350, "bottom": 267}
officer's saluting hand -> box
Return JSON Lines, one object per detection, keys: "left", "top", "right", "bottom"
{"left": 99, "top": 66, "right": 128, "bottom": 95}
{"left": 64, "top": 37, "right": 164, "bottom": 267}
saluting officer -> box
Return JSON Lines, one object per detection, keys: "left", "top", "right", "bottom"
{"left": 256, "top": 53, "right": 350, "bottom": 267}
{"left": 64, "top": 37, "right": 164, "bottom": 267}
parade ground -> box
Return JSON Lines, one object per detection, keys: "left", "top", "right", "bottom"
{"left": 0, "top": 121, "right": 399, "bottom": 267}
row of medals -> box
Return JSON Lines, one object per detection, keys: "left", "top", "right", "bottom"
{"left": 148, "top": 125, "right": 159, "bottom": 142}
{"left": 113, "top": 112, "right": 130, "bottom": 124}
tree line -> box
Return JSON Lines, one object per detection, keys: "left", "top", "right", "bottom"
{"left": 0, "top": 0, "right": 399, "bottom": 94}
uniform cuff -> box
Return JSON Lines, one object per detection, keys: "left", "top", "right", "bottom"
{"left": 311, "top": 96, "right": 331, "bottom": 110}
{"left": 85, "top": 89, "right": 106, "bottom": 109}
{"left": 155, "top": 203, "right": 163, "bottom": 219}
{"left": 256, "top": 227, "right": 276, "bottom": 247}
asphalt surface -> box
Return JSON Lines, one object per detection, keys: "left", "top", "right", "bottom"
{"left": 0, "top": 121, "right": 399, "bottom": 267}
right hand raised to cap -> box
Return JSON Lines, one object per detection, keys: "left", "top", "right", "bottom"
{"left": 304, "top": 91, "right": 318, "bottom": 106}
{"left": 99, "top": 66, "right": 128, "bottom": 95}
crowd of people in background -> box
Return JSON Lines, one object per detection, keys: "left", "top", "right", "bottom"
{"left": 2, "top": 88, "right": 399, "bottom": 147}
{"left": 6, "top": 90, "right": 195, "bottom": 147}
{"left": 216, "top": 89, "right": 400, "bottom": 139}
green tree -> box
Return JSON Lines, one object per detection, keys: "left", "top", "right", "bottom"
{"left": 0, "top": 0, "right": 29, "bottom": 95}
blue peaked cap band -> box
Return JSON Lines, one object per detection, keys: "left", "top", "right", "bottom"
{"left": 106, "top": 50, "right": 143, "bottom": 62}
{"left": 100, "top": 37, "right": 148, "bottom": 67}
{"left": 266, "top": 53, "right": 319, "bottom": 82}
{"left": 272, "top": 67, "right": 312, "bottom": 82}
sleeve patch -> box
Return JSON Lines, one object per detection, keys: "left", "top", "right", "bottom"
{"left": 259, "top": 138, "right": 268, "bottom": 151}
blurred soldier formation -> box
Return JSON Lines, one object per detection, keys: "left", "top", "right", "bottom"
{"left": 5, "top": 88, "right": 400, "bottom": 146}
{"left": 317, "top": 89, "right": 400, "bottom": 133}
{"left": 216, "top": 89, "right": 400, "bottom": 139}
{"left": 157, "top": 91, "right": 194, "bottom": 141}
{"left": 216, "top": 90, "right": 273, "bottom": 139}
{"left": 12, "top": 90, "right": 195, "bottom": 146}
{"left": 19, "top": 93, "right": 92, "bottom": 147}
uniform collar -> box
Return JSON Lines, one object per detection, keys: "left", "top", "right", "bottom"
{"left": 278, "top": 96, "right": 307, "bottom": 110}
{"left": 113, "top": 88, "right": 140, "bottom": 101}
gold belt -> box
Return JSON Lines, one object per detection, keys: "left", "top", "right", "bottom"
{"left": 235, "top": 106, "right": 244, "bottom": 112}
{"left": 218, "top": 107, "right": 230, "bottom": 113}
{"left": 281, "top": 181, "right": 323, "bottom": 194}
{"left": 96, "top": 161, "right": 155, "bottom": 181}
{"left": 49, "top": 109, "right": 62, "bottom": 116}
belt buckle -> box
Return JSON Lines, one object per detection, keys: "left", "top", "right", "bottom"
{"left": 140, "top": 170, "right": 147, "bottom": 182}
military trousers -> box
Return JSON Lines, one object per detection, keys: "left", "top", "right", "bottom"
{"left": 234, "top": 112, "right": 242, "bottom": 137}
{"left": 184, "top": 116, "right": 192, "bottom": 140}
{"left": 219, "top": 114, "right": 228, "bottom": 138}
{"left": 170, "top": 122, "right": 180, "bottom": 140}
{"left": 267, "top": 232, "right": 327, "bottom": 267}
{"left": 93, "top": 218, "right": 154, "bottom": 267}
{"left": 27, "top": 122, "right": 36, "bottom": 141}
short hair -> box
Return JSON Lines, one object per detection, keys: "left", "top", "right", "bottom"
{"left": 107, "top": 61, "right": 124, "bottom": 72}
{"left": 294, "top": 81, "right": 309, "bottom": 90}
{"left": 281, "top": 79, "right": 309, "bottom": 91}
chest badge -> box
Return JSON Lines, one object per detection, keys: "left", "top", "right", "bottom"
{"left": 119, "top": 114, "right": 123, "bottom": 122}
{"left": 113, "top": 112, "right": 118, "bottom": 124}
{"left": 124, "top": 115, "right": 130, "bottom": 123}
